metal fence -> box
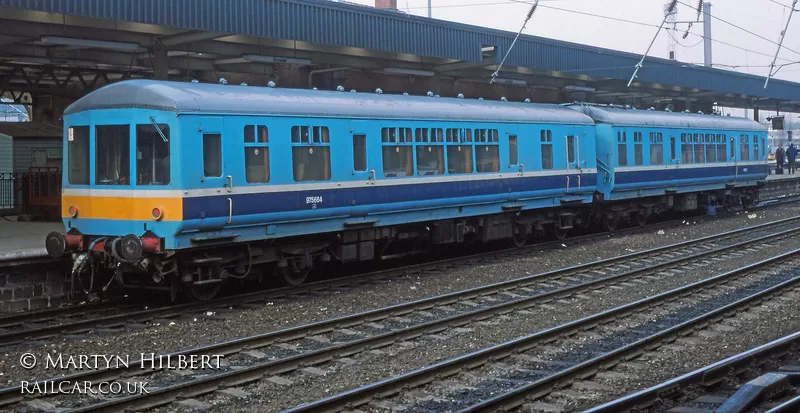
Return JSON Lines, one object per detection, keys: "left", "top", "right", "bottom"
{"left": 0, "top": 169, "right": 62, "bottom": 220}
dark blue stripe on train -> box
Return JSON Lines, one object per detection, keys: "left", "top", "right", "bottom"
{"left": 614, "top": 164, "right": 769, "bottom": 185}
{"left": 183, "top": 173, "right": 598, "bottom": 220}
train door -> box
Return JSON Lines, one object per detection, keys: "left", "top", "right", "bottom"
{"left": 566, "top": 135, "right": 581, "bottom": 192}
{"left": 196, "top": 116, "right": 234, "bottom": 229}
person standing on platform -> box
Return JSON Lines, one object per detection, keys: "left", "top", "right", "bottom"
{"left": 788, "top": 143, "right": 798, "bottom": 175}
{"left": 776, "top": 144, "right": 785, "bottom": 175}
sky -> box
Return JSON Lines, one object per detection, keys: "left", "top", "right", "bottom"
{"left": 345, "top": 0, "right": 800, "bottom": 120}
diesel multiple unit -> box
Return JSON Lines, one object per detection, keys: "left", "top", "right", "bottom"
{"left": 45, "top": 80, "right": 769, "bottom": 300}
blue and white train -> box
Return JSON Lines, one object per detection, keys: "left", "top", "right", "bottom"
{"left": 44, "top": 80, "right": 768, "bottom": 300}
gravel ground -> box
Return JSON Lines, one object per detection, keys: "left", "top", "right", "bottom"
{"left": 136, "top": 215, "right": 800, "bottom": 413}
{"left": 1, "top": 204, "right": 798, "bottom": 395}
{"left": 558, "top": 287, "right": 800, "bottom": 413}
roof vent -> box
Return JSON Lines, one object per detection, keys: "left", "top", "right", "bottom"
{"left": 457, "top": 93, "right": 464, "bottom": 99}
{"left": 337, "top": 85, "right": 345, "bottom": 92}
{"left": 625, "top": 104, "right": 631, "bottom": 109}
{"left": 240, "top": 83, "right": 248, "bottom": 86}
{"left": 191, "top": 79, "right": 199, "bottom": 83}
{"left": 350, "top": 89, "right": 357, "bottom": 93}
{"left": 434, "top": 94, "right": 440, "bottom": 98}
{"left": 478, "top": 97, "right": 484, "bottom": 101}
{"left": 219, "top": 78, "right": 228, "bottom": 85}
{"left": 403, "top": 92, "right": 409, "bottom": 96}
{"left": 665, "top": 108, "right": 671, "bottom": 112}
{"left": 501, "top": 97, "right": 508, "bottom": 102}
{"left": 697, "top": 111, "right": 703, "bottom": 114}
{"left": 427, "top": 91, "right": 434, "bottom": 97}
{"left": 267, "top": 81, "right": 276, "bottom": 88}
{"left": 609, "top": 103, "right": 615, "bottom": 108}
{"left": 375, "top": 88, "right": 383, "bottom": 94}
{"left": 312, "top": 87, "right": 318, "bottom": 91}
{"left": 524, "top": 98, "right": 531, "bottom": 103}
{"left": 648, "top": 107, "right": 655, "bottom": 111}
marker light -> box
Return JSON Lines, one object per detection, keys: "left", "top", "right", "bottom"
{"left": 152, "top": 207, "right": 163, "bottom": 221}
{"left": 68, "top": 205, "right": 78, "bottom": 218}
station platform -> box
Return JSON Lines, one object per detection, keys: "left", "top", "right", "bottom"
{"left": 766, "top": 173, "right": 800, "bottom": 181}
{"left": 0, "top": 218, "right": 62, "bottom": 261}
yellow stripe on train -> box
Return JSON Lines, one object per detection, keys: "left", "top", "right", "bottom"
{"left": 62, "top": 196, "right": 183, "bottom": 221}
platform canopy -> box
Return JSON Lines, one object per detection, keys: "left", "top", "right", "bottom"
{"left": 0, "top": 0, "right": 799, "bottom": 113}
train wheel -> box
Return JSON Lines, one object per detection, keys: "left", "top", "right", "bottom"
{"left": 185, "top": 282, "right": 222, "bottom": 301}
{"left": 635, "top": 213, "right": 648, "bottom": 228}
{"left": 551, "top": 225, "right": 568, "bottom": 241}
{"left": 510, "top": 230, "right": 527, "bottom": 248}
{"left": 602, "top": 214, "right": 618, "bottom": 233}
{"left": 276, "top": 259, "right": 310, "bottom": 286}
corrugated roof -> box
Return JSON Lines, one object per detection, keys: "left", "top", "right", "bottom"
{"left": 3, "top": 0, "right": 800, "bottom": 102}
{"left": 569, "top": 105, "right": 767, "bottom": 132}
{"left": 64, "top": 80, "right": 598, "bottom": 124}
{"left": 0, "top": 122, "right": 62, "bottom": 138}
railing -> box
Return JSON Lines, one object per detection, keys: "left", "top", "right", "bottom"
{"left": 0, "top": 169, "right": 62, "bottom": 220}
{"left": 0, "top": 173, "right": 21, "bottom": 212}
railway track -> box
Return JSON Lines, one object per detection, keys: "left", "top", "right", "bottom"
{"left": 585, "top": 330, "right": 800, "bottom": 413}
{"left": 3, "top": 214, "right": 800, "bottom": 411}
{"left": 0, "top": 209, "right": 739, "bottom": 347}
{"left": 281, "top": 249, "right": 800, "bottom": 413}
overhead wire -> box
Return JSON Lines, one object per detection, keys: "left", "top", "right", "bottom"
{"left": 764, "top": 0, "right": 794, "bottom": 10}
{"left": 675, "top": 0, "right": 800, "bottom": 57}
{"left": 398, "top": 0, "right": 800, "bottom": 75}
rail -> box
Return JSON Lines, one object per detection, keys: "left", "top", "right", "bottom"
{"left": 3, "top": 217, "right": 800, "bottom": 410}
{"left": 281, "top": 249, "right": 800, "bottom": 413}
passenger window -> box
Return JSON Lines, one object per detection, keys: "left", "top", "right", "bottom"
{"left": 203, "top": 133, "right": 222, "bottom": 177}
{"left": 540, "top": 130, "right": 553, "bottom": 170}
{"left": 292, "top": 126, "right": 330, "bottom": 144}
{"left": 753, "top": 137, "right": 759, "bottom": 161}
{"left": 446, "top": 128, "right": 471, "bottom": 143}
{"left": 633, "top": 132, "right": 642, "bottom": 166}
{"left": 476, "top": 145, "right": 499, "bottom": 173}
{"left": 567, "top": 135, "right": 576, "bottom": 164}
{"left": 681, "top": 134, "right": 692, "bottom": 164}
{"left": 353, "top": 134, "right": 367, "bottom": 172}
{"left": 67, "top": 126, "right": 90, "bottom": 185}
{"left": 716, "top": 134, "right": 726, "bottom": 162}
{"left": 95, "top": 125, "right": 130, "bottom": 185}
{"left": 694, "top": 143, "right": 705, "bottom": 163}
{"left": 740, "top": 135, "right": 750, "bottom": 161}
{"left": 508, "top": 135, "right": 518, "bottom": 166}
{"left": 136, "top": 124, "right": 170, "bottom": 185}
{"left": 650, "top": 133, "right": 663, "bottom": 165}
{"left": 381, "top": 127, "right": 413, "bottom": 177}
{"left": 244, "top": 125, "right": 269, "bottom": 183}
{"left": 447, "top": 146, "right": 473, "bottom": 174}
{"left": 730, "top": 137, "right": 736, "bottom": 160}
{"left": 416, "top": 145, "right": 444, "bottom": 175}
{"left": 383, "top": 146, "right": 412, "bottom": 177}
{"left": 244, "top": 125, "right": 268, "bottom": 144}
{"left": 617, "top": 131, "right": 627, "bottom": 167}
{"left": 705, "top": 142, "right": 716, "bottom": 163}
{"left": 292, "top": 126, "right": 331, "bottom": 181}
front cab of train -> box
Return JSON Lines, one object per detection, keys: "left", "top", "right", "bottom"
{"left": 45, "top": 106, "right": 180, "bottom": 269}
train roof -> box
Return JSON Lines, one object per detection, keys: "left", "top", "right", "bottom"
{"left": 64, "top": 80, "right": 596, "bottom": 125}
{"left": 568, "top": 105, "right": 767, "bottom": 132}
